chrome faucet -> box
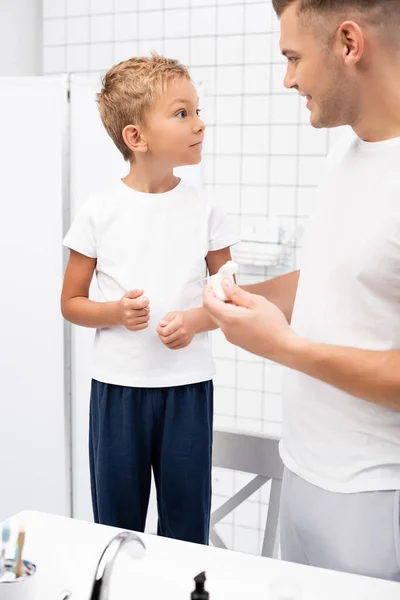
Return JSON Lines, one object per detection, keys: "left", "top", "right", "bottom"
{"left": 89, "top": 531, "right": 146, "bottom": 600}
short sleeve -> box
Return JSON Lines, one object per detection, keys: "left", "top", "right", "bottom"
{"left": 62, "top": 194, "right": 98, "bottom": 258}
{"left": 208, "top": 195, "right": 240, "bottom": 252}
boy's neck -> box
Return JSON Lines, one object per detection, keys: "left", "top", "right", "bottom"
{"left": 122, "top": 160, "right": 180, "bottom": 194}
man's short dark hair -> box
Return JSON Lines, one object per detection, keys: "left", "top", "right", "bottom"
{"left": 272, "top": 0, "right": 400, "bottom": 19}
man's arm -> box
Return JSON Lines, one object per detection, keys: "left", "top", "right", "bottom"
{"left": 242, "top": 270, "right": 300, "bottom": 323}
{"left": 284, "top": 339, "right": 400, "bottom": 411}
{"left": 192, "top": 263, "right": 300, "bottom": 331}
{"left": 203, "top": 281, "right": 400, "bottom": 410}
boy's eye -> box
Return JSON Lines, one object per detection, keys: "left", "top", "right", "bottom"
{"left": 175, "top": 109, "right": 202, "bottom": 118}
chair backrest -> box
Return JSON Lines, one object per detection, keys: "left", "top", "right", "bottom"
{"left": 212, "top": 429, "right": 283, "bottom": 480}
{"left": 211, "top": 428, "right": 283, "bottom": 558}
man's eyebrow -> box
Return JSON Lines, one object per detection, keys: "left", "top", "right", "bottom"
{"left": 281, "top": 48, "right": 297, "bottom": 56}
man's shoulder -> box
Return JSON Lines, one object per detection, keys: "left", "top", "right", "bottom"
{"left": 326, "top": 128, "right": 357, "bottom": 165}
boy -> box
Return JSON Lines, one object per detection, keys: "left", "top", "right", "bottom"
{"left": 61, "top": 55, "right": 238, "bottom": 545}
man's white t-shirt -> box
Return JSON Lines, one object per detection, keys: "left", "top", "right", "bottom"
{"left": 63, "top": 179, "right": 238, "bottom": 388}
{"left": 280, "top": 134, "right": 400, "bottom": 493}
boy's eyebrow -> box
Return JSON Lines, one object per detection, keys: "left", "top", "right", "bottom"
{"left": 169, "top": 97, "right": 200, "bottom": 107}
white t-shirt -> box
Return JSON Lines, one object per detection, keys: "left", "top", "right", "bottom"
{"left": 63, "top": 179, "right": 238, "bottom": 388}
{"left": 280, "top": 134, "right": 400, "bottom": 493}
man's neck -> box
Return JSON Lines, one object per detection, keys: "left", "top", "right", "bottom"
{"left": 352, "top": 61, "right": 400, "bottom": 142}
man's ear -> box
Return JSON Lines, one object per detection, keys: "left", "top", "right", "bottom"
{"left": 122, "top": 124, "right": 148, "bottom": 154}
{"left": 338, "top": 20, "right": 364, "bottom": 65}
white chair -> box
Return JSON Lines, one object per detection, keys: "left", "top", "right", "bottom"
{"left": 210, "top": 428, "right": 283, "bottom": 558}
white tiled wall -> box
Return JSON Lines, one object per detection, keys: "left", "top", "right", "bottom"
{"left": 43, "top": 0, "right": 345, "bottom": 554}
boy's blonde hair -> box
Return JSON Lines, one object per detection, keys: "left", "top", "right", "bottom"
{"left": 97, "top": 53, "right": 191, "bottom": 161}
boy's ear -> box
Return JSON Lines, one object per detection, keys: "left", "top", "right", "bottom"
{"left": 122, "top": 124, "right": 148, "bottom": 154}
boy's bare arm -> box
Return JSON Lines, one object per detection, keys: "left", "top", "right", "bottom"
{"left": 242, "top": 270, "right": 300, "bottom": 323}
{"left": 189, "top": 246, "right": 234, "bottom": 333}
{"left": 61, "top": 250, "right": 149, "bottom": 330}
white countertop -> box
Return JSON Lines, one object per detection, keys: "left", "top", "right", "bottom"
{"left": 5, "top": 511, "right": 400, "bottom": 599}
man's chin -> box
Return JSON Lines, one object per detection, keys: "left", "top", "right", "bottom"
{"left": 310, "top": 111, "right": 332, "bottom": 130}
{"left": 309, "top": 106, "right": 347, "bottom": 130}
{"left": 309, "top": 109, "right": 323, "bottom": 129}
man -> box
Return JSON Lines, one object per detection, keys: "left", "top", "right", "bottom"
{"left": 203, "top": 0, "right": 400, "bottom": 582}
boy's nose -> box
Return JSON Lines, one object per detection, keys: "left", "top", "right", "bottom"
{"left": 194, "top": 116, "right": 206, "bottom": 133}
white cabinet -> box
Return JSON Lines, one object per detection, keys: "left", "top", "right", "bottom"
{"left": 0, "top": 76, "right": 69, "bottom": 520}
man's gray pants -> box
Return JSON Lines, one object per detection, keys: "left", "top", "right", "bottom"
{"left": 280, "top": 467, "right": 400, "bottom": 581}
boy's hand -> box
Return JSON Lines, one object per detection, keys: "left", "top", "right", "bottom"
{"left": 117, "top": 289, "right": 150, "bottom": 331}
{"left": 157, "top": 311, "right": 196, "bottom": 350}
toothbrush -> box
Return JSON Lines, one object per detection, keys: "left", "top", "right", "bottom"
{"left": 0, "top": 522, "right": 11, "bottom": 577}
{"left": 14, "top": 527, "right": 26, "bottom": 578}
{"left": 0, "top": 522, "right": 11, "bottom": 578}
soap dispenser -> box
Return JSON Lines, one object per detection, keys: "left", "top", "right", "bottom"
{"left": 191, "top": 571, "right": 209, "bottom": 600}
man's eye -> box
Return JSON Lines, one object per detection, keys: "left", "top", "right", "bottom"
{"left": 176, "top": 109, "right": 186, "bottom": 118}
{"left": 289, "top": 57, "right": 299, "bottom": 64}
{"left": 196, "top": 109, "right": 202, "bottom": 116}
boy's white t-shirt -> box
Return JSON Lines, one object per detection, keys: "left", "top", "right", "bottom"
{"left": 63, "top": 179, "right": 238, "bottom": 388}
{"left": 280, "top": 134, "right": 400, "bottom": 493}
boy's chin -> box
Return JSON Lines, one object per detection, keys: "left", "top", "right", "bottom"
{"left": 176, "top": 156, "right": 202, "bottom": 167}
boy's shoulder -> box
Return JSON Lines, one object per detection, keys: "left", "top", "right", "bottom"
{"left": 80, "top": 181, "right": 126, "bottom": 214}
{"left": 178, "top": 181, "right": 217, "bottom": 208}
{"left": 88, "top": 181, "right": 121, "bottom": 202}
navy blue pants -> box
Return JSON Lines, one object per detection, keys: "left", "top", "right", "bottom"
{"left": 89, "top": 379, "right": 213, "bottom": 545}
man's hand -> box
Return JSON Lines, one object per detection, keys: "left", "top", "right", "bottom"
{"left": 117, "top": 289, "right": 150, "bottom": 331}
{"left": 157, "top": 311, "right": 196, "bottom": 350}
{"left": 203, "top": 279, "right": 299, "bottom": 363}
